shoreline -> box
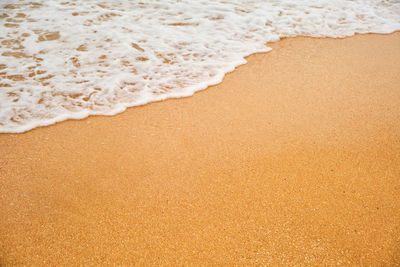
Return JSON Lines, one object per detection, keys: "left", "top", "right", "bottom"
{"left": 1, "top": 33, "right": 400, "bottom": 265}
{"left": 2, "top": 32, "right": 396, "bottom": 135}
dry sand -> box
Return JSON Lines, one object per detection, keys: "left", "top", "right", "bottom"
{"left": 1, "top": 33, "right": 400, "bottom": 266}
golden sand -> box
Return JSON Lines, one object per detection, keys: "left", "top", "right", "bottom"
{"left": 1, "top": 33, "right": 400, "bottom": 266}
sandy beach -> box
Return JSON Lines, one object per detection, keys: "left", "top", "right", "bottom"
{"left": 1, "top": 33, "right": 400, "bottom": 265}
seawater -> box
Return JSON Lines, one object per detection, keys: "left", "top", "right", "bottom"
{"left": 1, "top": 0, "right": 399, "bottom": 133}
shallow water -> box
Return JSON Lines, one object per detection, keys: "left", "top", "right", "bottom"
{"left": 1, "top": 0, "right": 399, "bottom": 133}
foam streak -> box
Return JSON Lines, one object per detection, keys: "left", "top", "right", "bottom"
{"left": 0, "top": 0, "right": 399, "bottom": 132}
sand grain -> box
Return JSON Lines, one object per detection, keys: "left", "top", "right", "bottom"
{"left": 1, "top": 33, "right": 400, "bottom": 266}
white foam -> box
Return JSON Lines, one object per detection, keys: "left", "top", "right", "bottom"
{"left": 1, "top": 0, "right": 399, "bottom": 133}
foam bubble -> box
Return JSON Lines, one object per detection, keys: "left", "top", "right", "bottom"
{"left": 1, "top": 0, "right": 399, "bottom": 133}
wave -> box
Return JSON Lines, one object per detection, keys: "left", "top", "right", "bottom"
{"left": 1, "top": 0, "right": 399, "bottom": 133}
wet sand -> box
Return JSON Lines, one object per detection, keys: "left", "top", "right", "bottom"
{"left": 1, "top": 33, "right": 400, "bottom": 266}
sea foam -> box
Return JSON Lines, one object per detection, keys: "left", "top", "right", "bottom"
{"left": 1, "top": 0, "right": 399, "bottom": 133}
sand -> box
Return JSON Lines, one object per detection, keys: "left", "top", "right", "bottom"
{"left": 1, "top": 33, "right": 400, "bottom": 266}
